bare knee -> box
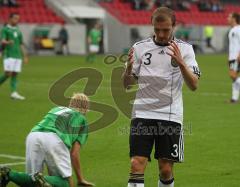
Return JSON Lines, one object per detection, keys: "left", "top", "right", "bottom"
{"left": 130, "top": 156, "right": 148, "bottom": 173}
{"left": 229, "top": 70, "right": 238, "bottom": 81}
{"left": 5, "top": 72, "right": 12, "bottom": 77}
{"left": 159, "top": 159, "right": 173, "bottom": 180}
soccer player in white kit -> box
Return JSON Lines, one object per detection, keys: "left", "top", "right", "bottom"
{"left": 123, "top": 7, "right": 200, "bottom": 187}
{"left": 227, "top": 12, "right": 240, "bottom": 103}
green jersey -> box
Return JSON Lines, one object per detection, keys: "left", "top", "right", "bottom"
{"left": 89, "top": 29, "right": 101, "bottom": 45}
{"left": 0, "top": 25, "right": 23, "bottom": 59}
{"left": 31, "top": 106, "right": 88, "bottom": 149}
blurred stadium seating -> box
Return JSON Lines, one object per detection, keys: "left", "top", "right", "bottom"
{"left": 0, "top": 0, "right": 64, "bottom": 24}
{"left": 99, "top": 0, "right": 240, "bottom": 25}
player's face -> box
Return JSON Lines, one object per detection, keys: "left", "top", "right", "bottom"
{"left": 227, "top": 14, "right": 234, "bottom": 26}
{"left": 153, "top": 18, "right": 174, "bottom": 44}
{"left": 10, "top": 15, "right": 20, "bottom": 26}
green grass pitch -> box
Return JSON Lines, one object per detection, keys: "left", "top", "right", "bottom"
{"left": 0, "top": 54, "right": 239, "bottom": 187}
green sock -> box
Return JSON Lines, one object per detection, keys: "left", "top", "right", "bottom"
{"left": 86, "top": 54, "right": 92, "bottom": 62}
{"left": 86, "top": 54, "right": 96, "bottom": 62}
{"left": 9, "top": 171, "right": 35, "bottom": 187}
{"left": 10, "top": 75, "right": 17, "bottom": 92}
{"left": 45, "top": 176, "right": 70, "bottom": 187}
{"left": 0, "top": 74, "right": 8, "bottom": 84}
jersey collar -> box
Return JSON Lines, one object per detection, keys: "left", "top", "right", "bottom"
{"left": 7, "top": 24, "right": 17, "bottom": 29}
{"left": 152, "top": 36, "right": 175, "bottom": 47}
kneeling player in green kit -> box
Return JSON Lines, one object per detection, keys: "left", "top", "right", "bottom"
{"left": 0, "top": 93, "right": 94, "bottom": 187}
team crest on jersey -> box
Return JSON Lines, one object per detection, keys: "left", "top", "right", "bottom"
{"left": 14, "top": 31, "right": 18, "bottom": 38}
{"left": 171, "top": 58, "right": 178, "bottom": 67}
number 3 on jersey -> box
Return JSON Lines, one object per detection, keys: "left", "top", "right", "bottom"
{"left": 171, "top": 144, "right": 178, "bottom": 158}
{"left": 143, "top": 52, "right": 152, "bottom": 65}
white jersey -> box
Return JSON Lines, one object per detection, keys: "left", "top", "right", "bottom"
{"left": 130, "top": 37, "right": 200, "bottom": 125}
{"left": 228, "top": 25, "right": 240, "bottom": 61}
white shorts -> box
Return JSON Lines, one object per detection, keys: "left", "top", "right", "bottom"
{"left": 89, "top": 44, "right": 99, "bottom": 53}
{"left": 26, "top": 132, "right": 72, "bottom": 178}
{"left": 3, "top": 58, "right": 22, "bottom": 72}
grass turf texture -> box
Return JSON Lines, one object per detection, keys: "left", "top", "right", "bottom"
{"left": 0, "top": 54, "right": 239, "bottom": 187}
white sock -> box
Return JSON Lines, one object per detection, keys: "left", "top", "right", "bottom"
{"left": 158, "top": 178, "right": 174, "bottom": 187}
{"left": 232, "top": 78, "right": 240, "bottom": 101}
{"left": 128, "top": 173, "right": 144, "bottom": 187}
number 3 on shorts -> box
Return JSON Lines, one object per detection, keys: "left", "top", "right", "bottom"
{"left": 171, "top": 144, "right": 178, "bottom": 158}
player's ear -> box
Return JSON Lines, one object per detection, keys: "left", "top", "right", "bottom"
{"left": 151, "top": 16, "right": 154, "bottom": 25}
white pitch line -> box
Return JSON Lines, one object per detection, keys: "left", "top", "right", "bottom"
{"left": 0, "top": 162, "right": 25, "bottom": 167}
{"left": 0, "top": 154, "right": 25, "bottom": 160}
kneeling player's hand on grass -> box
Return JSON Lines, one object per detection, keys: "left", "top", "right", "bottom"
{"left": 77, "top": 179, "right": 95, "bottom": 186}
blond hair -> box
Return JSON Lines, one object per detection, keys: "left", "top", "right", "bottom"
{"left": 151, "top": 7, "right": 176, "bottom": 26}
{"left": 69, "top": 93, "right": 89, "bottom": 114}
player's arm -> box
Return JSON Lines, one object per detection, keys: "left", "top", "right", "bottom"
{"left": 1, "top": 28, "right": 13, "bottom": 45}
{"left": 70, "top": 141, "right": 94, "bottom": 186}
{"left": 179, "top": 63, "right": 199, "bottom": 91}
{"left": 20, "top": 44, "right": 29, "bottom": 64}
{"left": 122, "top": 47, "right": 137, "bottom": 89}
{"left": 19, "top": 31, "right": 28, "bottom": 64}
{"left": 1, "top": 39, "right": 13, "bottom": 45}
{"left": 167, "top": 41, "right": 199, "bottom": 91}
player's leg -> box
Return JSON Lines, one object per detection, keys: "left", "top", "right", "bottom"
{"left": 44, "top": 175, "right": 69, "bottom": 187}
{"left": 0, "top": 167, "right": 36, "bottom": 187}
{"left": 1, "top": 167, "right": 66, "bottom": 187}
{"left": 10, "top": 59, "right": 25, "bottom": 100}
{"left": 0, "top": 58, "right": 14, "bottom": 85}
{"left": 25, "top": 132, "right": 45, "bottom": 175}
{"left": 158, "top": 159, "right": 174, "bottom": 187}
{"left": 128, "top": 156, "right": 148, "bottom": 187}
{"left": 155, "top": 120, "right": 184, "bottom": 187}
{"left": 127, "top": 118, "right": 154, "bottom": 187}
{"left": 43, "top": 133, "right": 72, "bottom": 186}
{"left": 10, "top": 72, "right": 17, "bottom": 93}
{"left": 229, "top": 60, "right": 240, "bottom": 102}
{"left": 0, "top": 72, "right": 10, "bottom": 85}
{"left": 86, "top": 45, "right": 98, "bottom": 62}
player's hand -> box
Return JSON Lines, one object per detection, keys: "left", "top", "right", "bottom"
{"left": 237, "top": 55, "right": 240, "bottom": 63}
{"left": 166, "top": 40, "right": 185, "bottom": 67}
{"left": 77, "top": 179, "right": 95, "bottom": 186}
{"left": 126, "top": 47, "right": 134, "bottom": 75}
{"left": 23, "top": 56, "right": 29, "bottom": 64}
{"left": 3, "top": 40, "right": 14, "bottom": 45}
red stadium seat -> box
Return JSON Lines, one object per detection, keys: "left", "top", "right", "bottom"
{"left": 99, "top": 1, "right": 240, "bottom": 25}
{"left": 0, "top": 0, "right": 64, "bottom": 24}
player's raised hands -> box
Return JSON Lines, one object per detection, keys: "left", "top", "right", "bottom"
{"left": 126, "top": 47, "right": 134, "bottom": 75}
{"left": 166, "top": 41, "right": 185, "bottom": 67}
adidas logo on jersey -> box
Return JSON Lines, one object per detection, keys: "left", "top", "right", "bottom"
{"left": 158, "top": 50, "right": 165, "bottom": 55}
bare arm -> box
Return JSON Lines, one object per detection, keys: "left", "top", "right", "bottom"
{"left": 1, "top": 39, "right": 13, "bottom": 45}
{"left": 167, "top": 41, "right": 199, "bottom": 91}
{"left": 20, "top": 44, "right": 28, "bottom": 64}
{"left": 70, "top": 141, "right": 83, "bottom": 182}
{"left": 179, "top": 63, "right": 198, "bottom": 91}
{"left": 70, "top": 141, "right": 94, "bottom": 186}
{"left": 122, "top": 65, "right": 137, "bottom": 89}
{"left": 122, "top": 47, "right": 137, "bottom": 89}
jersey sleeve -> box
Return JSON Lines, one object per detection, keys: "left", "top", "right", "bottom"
{"left": 1, "top": 27, "right": 7, "bottom": 40}
{"left": 183, "top": 45, "right": 201, "bottom": 78}
{"left": 71, "top": 115, "right": 88, "bottom": 145}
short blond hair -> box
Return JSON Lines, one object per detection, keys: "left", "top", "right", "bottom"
{"left": 69, "top": 93, "right": 89, "bottom": 114}
{"left": 151, "top": 7, "right": 176, "bottom": 26}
